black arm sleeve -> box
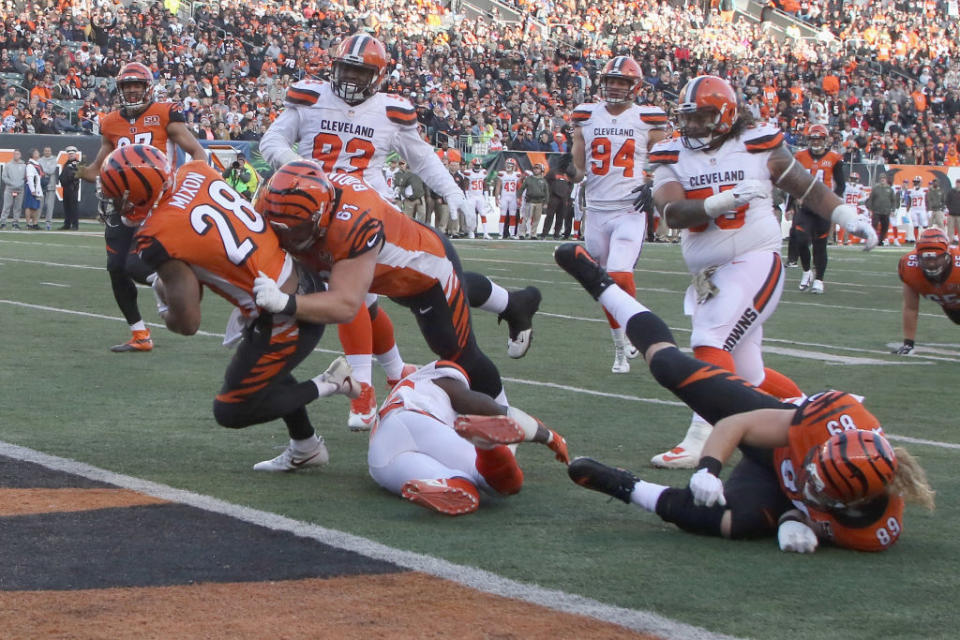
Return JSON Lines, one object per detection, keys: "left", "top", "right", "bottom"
{"left": 832, "top": 162, "right": 846, "bottom": 197}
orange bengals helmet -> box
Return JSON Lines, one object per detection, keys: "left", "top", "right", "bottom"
{"left": 808, "top": 124, "right": 829, "bottom": 155}
{"left": 332, "top": 33, "right": 389, "bottom": 105}
{"left": 98, "top": 144, "right": 171, "bottom": 220}
{"left": 253, "top": 159, "right": 336, "bottom": 251}
{"left": 116, "top": 62, "right": 154, "bottom": 115}
{"left": 799, "top": 429, "right": 898, "bottom": 511}
{"left": 916, "top": 227, "right": 951, "bottom": 280}
{"left": 676, "top": 75, "right": 738, "bottom": 150}
{"left": 599, "top": 56, "right": 643, "bottom": 105}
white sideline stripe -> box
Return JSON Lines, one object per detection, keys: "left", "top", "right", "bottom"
{"left": 4, "top": 297, "right": 959, "bottom": 449}
{"left": 885, "top": 435, "right": 960, "bottom": 450}
{"left": 0, "top": 441, "right": 741, "bottom": 640}
{"left": 764, "top": 346, "right": 930, "bottom": 366}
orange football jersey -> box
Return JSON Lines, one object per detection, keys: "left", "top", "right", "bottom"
{"left": 773, "top": 391, "right": 905, "bottom": 551}
{"left": 99, "top": 102, "right": 186, "bottom": 159}
{"left": 135, "top": 161, "right": 292, "bottom": 318}
{"left": 794, "top": 149, "right": 842, "bottom": 190}
{"left": 898, "top": 249, "right": 960, "bottom": 309}
{"left": 289, "top": 172, "right": 450, "bottom": 299}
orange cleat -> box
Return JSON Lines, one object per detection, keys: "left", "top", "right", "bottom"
{"left": 401, "top": 477, "right": 479, "bottom": 515}
{"left": 110, "top": 329, "right": 153, "bottom": 353}
{"left": 385, "top": 363, "right": 418, "bottom": 391}
{"left": 347, "top": 383, "right": 378, "bottom": 432}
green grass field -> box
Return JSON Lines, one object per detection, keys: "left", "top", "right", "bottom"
{"left": 2, "top": 227, "right": 958, "bottom": 639}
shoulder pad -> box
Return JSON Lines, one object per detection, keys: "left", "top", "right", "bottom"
{"left": 572, "top": 103, "right": 595, "bottom": 125}
{"left": 649, "top": 138, "right": 681, "bottom": 164}
{"left": 384, "top": 95, "right": 417, "bottom": 126}
{"left": 284, "top": 81, "right": 322, "bottom": 107}
{"left": 637, "top": 105, "right": 668, "bottom": 126}
{"left": 743, "top": 123, "right": 784, "bottom": 153}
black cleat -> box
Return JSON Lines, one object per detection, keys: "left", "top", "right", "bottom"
{"left": 554, "top": 243, "right": 616, "bottom": 300}
{"left": 498, "top": 286, "right": 541, "bottom": 358}
{"left": 568, "top": 457, "right": 638, "bottom": 504}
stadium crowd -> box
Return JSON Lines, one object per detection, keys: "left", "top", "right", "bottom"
{"left": 0, "top": 0, "right": 958, "bottom": 163}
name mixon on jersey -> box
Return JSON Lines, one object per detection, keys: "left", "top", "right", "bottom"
{"left": 689, "top": 170, "right": 746, "bottom": 188}
{"left": 320, "top": 119, "right": 375, "bottom": 138}
{"left": 592, "top": 127, "right": 635, "bottom": 137}
{"left": 168, "top": 171, "right": 207, "bottom": 210}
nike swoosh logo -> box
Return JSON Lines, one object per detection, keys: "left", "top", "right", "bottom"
{"left": 291, "top": 451, "right": 323, "bottom": 466}
{"left": 418, "top": 306, "right": 433, "bottom": 314}
{"left": 359, "top": 414, "right": 376, "bottom": 425}
{"left": 660, "top": 452, "right": 690, "bottom": 462}
{"left": 367, "top": 236, "right": 379, "bottom": 248}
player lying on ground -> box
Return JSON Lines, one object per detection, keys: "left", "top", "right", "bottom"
{"left": 554, "top": 242, "right": 934, "bottom": 552}
{"left": 369, "top": 360, "right": 568, "bottom": 516}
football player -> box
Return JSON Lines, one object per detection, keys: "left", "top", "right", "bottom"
{"left": 647, "top": 75, "right": 877, "bottom": 469}
{"left": 907, "top": 175, "right": 929, "bottom": 242}
{"left": 370, "top": 360, "right": 568, "bottom": 516}
{"left": 250, "top": 161, "right": 541, "bottom": 407}
{"left": 259, "top": 34, "right": 528, "bottom": 429}
{"left": 100, "top": 145, "right": 360, "bottom": 471}
{"left": 793, "top": 124, "right": 845, "bottom": 294}
{"left": 495, "top": 157, "right": 523, "bottom": 239}
{"left": 556, "top": 243, "right": 934, "bottom": 552}
{"left": 79, "top": 62, "right": 207, "bottom": 353}
{"left": 570, "top": 55, "right": 669, "bottom": 374}
{"left": 895, "top": 227, "right": 960, "bottom": 354}
{"left": 463, "top": 157, "right": 491, "bottom": 239}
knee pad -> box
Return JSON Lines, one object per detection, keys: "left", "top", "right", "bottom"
{"left": 462, "top": 271, "right": 492, "bottom": 308}
{"left": 212, "top": 400, "right": 250, "bottom": 429}
{"left": 655, "top": 487, "right": 725, "bottom": 537}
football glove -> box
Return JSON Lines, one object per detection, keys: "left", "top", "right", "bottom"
{"left": 314, "top": 356, "right": 362, "bottom": 399}
{"left": 253, "top": 271, "right": 296, "bottom": 315}
{"left": 630, "top": 182, "right": 653, "bottom": 213}
{"left": 894, "top": 339, "right": 915, "bottom": 355}
{"left": 778, "top": 519, "right": 819, "bottom": 553}
{"left": 689, "top": 467, "right": 726, "bottom": 507}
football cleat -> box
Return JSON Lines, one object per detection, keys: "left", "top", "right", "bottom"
{"left": 499, "top": 286, "right": 541, "bottom": 359}
{"left": 650, "top": 417, "right": 712, "bottom": 469}
{"left": 811, "top": 279, "right": 824, "bottom": 294}
{"left": 546, "top": 429, "right": 570, "bottom": 464}
{"left": 625, "top": 343, "right": 640, "bottom": 360}
{"left": 110, "top": 329, "right": 153, "bottom": 353}
{"left": 798, "top": 270, "right": 812, "bottom": 291}
{"left": 568, "top": 457, "right": 638, "bottom": 504}
{"left": 454, "top": 414, "right": 525, "bottom": 449}
{"left": 554, "top": 243, "right": 616, "bottom": 300}
{"left": 401, "top": 477, "right": 480, "bottom": 515}
{"left": 253, "top": 436, "right": 329, "bottom": 472}
{"left": 612, "top": 345, "right": 630, "bottom": 374}
{"left": 385, "top": 363, "right": 419, "bottom": 392}
{"left": 347, "top": 382, "right": 378, "bottom": 432}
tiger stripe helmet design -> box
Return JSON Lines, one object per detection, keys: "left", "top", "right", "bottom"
{"left": 808, "top": 124, "right": 829, "bottom": 155}
{"left": 676, "top": 75, "right": 738, "bottom": 150}
{"left": 116, "top": 62, "right": 154, "bottom": 116}
{"left": 916, "top": 227, "right": 951, "bottom": 279}
{"left": 599, "top": 56, "right": 643, "bottom": 106}
{"left": 801, "top": 429, "right": 898, "bottom": 510}
{"left": 332, "top": 33, "right": 389, "bottom": 106}
{"left": 98, "top": 144, "right": 171, "bottom": 220}
{"left": 253, "top": 159, "right": 336, "bottom": 251}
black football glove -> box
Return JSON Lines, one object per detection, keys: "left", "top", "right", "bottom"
{"left": 893, "top": 339, "right": 915, "bottom": 355}
{"left": 630, "top": 182, "right": 652, "bottom": 213}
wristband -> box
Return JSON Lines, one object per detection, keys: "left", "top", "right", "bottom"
{"left": 903, "top": 339, "right": 914, "bottom": 348}
{"left": 282, "top": 294, "right": 297, "bottom": 316}
{"left": 778, "top": 511, "right": 806, "bottom": 526}
{"left": 695, "top": 456, "right": 722, "bottom": 476}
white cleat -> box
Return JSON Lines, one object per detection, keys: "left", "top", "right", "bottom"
{"left": 507, "top": 328, "right": 532, "bottom": 359}
{"left": 799, "top": 270, "right": 812, "bottom": 291}
{"left": 625, "top": 343, "right": 640, "bottom": 360}
{"left": 253, "top": 436, "right": 329, "bottom": 472}
{"left": 611, "top": 346, "right": 630, "bottom": 374}
{"left": 650, "top": 418, "right": 712, "bottom": 469}
{"left": 810, "top": 279, "right": 824, "bottom": 294}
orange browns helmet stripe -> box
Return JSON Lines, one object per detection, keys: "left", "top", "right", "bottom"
{"left": 599, "top": 56, "right": 643, "bottom": 105}
{"left": 917, "top": 227, "right": 949, "bottom": 253}
{"left": 332, "top": 33, "right": 388, "bottom": 105}
{"left": 99, "top": 144, "right": 171, "bottom": 217}
{"left": 807, "top": 429, "right": 898, "bottom": 507}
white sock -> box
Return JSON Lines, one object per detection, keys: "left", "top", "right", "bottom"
{"left": 345, "top": 355, "right": 373, "bottom": 385}
{"left": 477, "top": 280, "right": 509, "bottom": 314}
{"left": 495, "top": 388, "right": 508, "bottom": 406}
{"left": 375, "top": 345, "right": 404, "bottom": 381}
{"left": 630, "top": 480, "right": 668, "bottom": 512}
{"left": 599, "top": 286, "right": 649, "bottom": 329}
{"left": 291, "top": 434, "right": 319, "bottom": 453}
{"left": 611, "top": 326, "right": 625, "bottom": 347}
{"left": 130, "top": 320, "right": 147, "bottom": 332}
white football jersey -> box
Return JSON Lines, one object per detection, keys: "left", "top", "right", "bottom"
{"left": 378, "top": 360, "right": 470, "bottom": 428}
{"left": 383, "top": 164, "right": 401, "bottom": 196}
{"left": 260, "top": 80, "right": 461, "bottom": 202}
{"left": 651, "top": 123, "right": 784, "bottom": 273}
{"left": 497, "top": 170, "right": 522, "bottom": 199}
{"left": 572, "top": 101, "right": 667, "bottom": 211}
{"left": 464, "top": 168, "right": 488, "bottom": 197}
{"left": 843, "top": 183, "right": 865, "bottom": 206}
{"left": 908, "top": 187, "right": 927, "bottom": 212}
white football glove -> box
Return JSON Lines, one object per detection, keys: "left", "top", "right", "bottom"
{"left": 253, "top": 270, "right": 291, "bottom": 314}
{"left": 689, "top": 468, "right": 726, "bottom": 507}
{"left": 315, "top": 356, "right": 362, "bottom": 399}
{"left": 703, "top": 180, "right": 768, "bottom": 218}
{"left": 446, "top": 191, "right": 467, "bottom": 222}
{"left": 777, "top": 519, "right": 819, "bottom": 553}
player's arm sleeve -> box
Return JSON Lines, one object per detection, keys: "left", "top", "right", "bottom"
{"left": 259, "top": 107, "right": 304, "bottom": 169}
{"left": 832, "top": 161, "right": 845, "bottom": 196}
{"left": 395, "top": 126, "right": 463, "bottom": 200}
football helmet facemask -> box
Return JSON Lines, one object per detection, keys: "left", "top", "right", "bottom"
{"left": 676, "top": 75, "right": 738, "bottom": 150}
{"left": 916, "top": 227, "right": 951, "bottom": 280}
{"left": 331, "top": 33, "right": 388, "bottom": 105}
{"left": 253, "top": 159, "right": 336, "bottom": 252}
{"left": 116, "top": 62, "right": 154, "bottom": 116}
{"left": 98, "top": 144, "right": 172, "bottom": 220}
{"left": 598, "top": 56, "right": 643, "bottom": 106}
{"left": 799, "top": 428, "right": 897, "bottom": 511}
